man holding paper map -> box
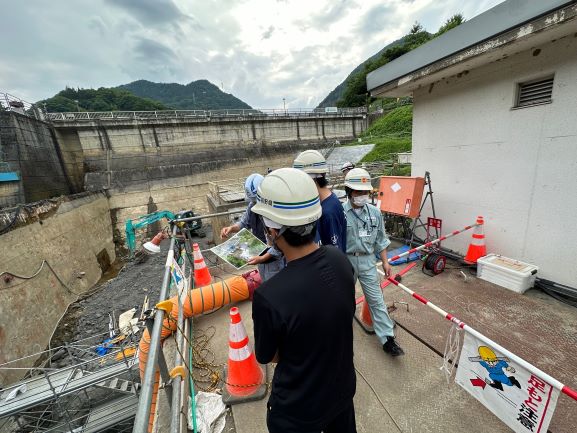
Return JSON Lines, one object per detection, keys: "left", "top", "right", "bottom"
{"left": 220, "top": 173, "right": 285, "bottom": 281}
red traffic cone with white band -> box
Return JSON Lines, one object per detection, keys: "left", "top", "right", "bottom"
{"left": 354, "top": 300, "right": 375, "bottom": 334}
{"left": 193, "top": 243, "right": 212, "bottom": 287}
{"left": 464, "top": 216, "right": 487, "bottom": 264}
{"left": 222, "top": 307, "right": 268, "bottom": 404}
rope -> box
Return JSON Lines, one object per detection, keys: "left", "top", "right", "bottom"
{"left": 355, "top": 366, "right": 404, "bottom": 433}
{"left": 166, "top": 315, "right": 269, "bottom": 392}
{"left": 0, "top": 260, "right": 82, "bottom": 295}
{"left": 440, "top": 323, "right": 463, "bottom": 385}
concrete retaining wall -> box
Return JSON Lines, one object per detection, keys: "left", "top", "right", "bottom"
{"left": 0, "top": 112, "right": 84, "bottom": 206}
{"left": 0, "top": 193, "right": 115, "bottom": 385}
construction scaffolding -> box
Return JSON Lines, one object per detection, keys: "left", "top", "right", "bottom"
{"left": 0, "top": 332, "right": 140, "bottom": 432}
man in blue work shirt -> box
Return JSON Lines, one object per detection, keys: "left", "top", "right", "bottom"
{"left": 343, "top": 168, "right": 404, "bottom": 356}
{"left": 293, "top": 149, "right": 346, "bottom": 252}
{"left": 220, "top": 173, "right": 285, "bottom": 281}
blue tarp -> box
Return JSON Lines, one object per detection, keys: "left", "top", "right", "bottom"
{"left": 0, "top": 172, "right": 19, "bottom": 182}
{"left": 387, "top": 245, "right": 421, "bottom": 265}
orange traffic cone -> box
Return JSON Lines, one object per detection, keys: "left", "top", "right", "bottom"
{"left": 142, "top": 231, "right": 167, "bottom": 254}
{"left": 222, "top": 307, "right": 268, "bottom": 404}
{"left": 464, "top": 216, "right": 487, "bottom": 264}
{"left": 193, "top": 243, "right": 212, "bottom": 287}
{"left": 354, "top": 301, "right": 375, "bottom": 334}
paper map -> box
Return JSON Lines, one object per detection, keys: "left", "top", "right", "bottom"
{"left": 210, "top": 228, "right": 267, "bottom": 269}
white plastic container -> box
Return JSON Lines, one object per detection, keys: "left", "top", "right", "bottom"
{"left": 476, "top": 254, "right": 538, "bottom": 294}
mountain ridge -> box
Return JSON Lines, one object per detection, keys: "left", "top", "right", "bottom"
{"left": 119, "top": 79, "right": 252, "bottom": 110}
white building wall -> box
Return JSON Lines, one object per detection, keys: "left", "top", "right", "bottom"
{"left": 412, "top": 35, "right": 577, "bottom": 287}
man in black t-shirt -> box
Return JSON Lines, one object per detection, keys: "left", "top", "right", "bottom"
{"left": 251, "top": 167, "right": 357, "bottom": 433}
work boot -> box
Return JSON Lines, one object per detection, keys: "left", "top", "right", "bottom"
{"left": 383, "top": 336, "right": 404, "bottom": 356}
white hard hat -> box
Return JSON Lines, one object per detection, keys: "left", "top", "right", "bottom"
{"left": 244, "top": 173, "right": 264, "bottom": 200}
{"left": 293, "top": 150, "right": 327, "bottom": 174}
{"left": 340, "top": 161, "right": 355, "bottom": 172}
{"left": 345, "top": 168, "right": 373, "bottom": 191}
{"left": 252, "top": 168, "right": 321, "bottom": 227}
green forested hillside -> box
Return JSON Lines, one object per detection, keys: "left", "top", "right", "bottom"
{"left": 119, "top": 79, "right": 252, "bottom": 110}
{"left": 39, "top": 87, "right": 168, "bottom": 112}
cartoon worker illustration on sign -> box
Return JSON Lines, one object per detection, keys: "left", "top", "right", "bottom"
{"left": 469, "top": 346, "right": 522, "bottom": 391}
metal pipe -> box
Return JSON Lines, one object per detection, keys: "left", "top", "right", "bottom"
{"left": 170, "top": 273, "right": 186, "bottom": 433}
{"left": 172, "top": 209, "right": 244, "bottom": 223}
{"left": 133, "top": 225, "right": 178, "bottom": 433}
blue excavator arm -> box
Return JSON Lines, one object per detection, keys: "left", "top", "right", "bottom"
{"left": 125, "top": 211, "right": 176, "bottom": 255}
{"left": 125, "top": 210, "right": 204, "bottom": 255}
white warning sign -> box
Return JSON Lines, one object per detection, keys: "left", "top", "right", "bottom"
{"left": 455, "top": 332, "right": 559, "bottom": 433}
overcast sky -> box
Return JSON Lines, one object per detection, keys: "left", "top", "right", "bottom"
{"left": 0, "top": 0, "right": 504, "bottom": 109}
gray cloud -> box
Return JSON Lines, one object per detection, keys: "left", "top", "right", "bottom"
{"left": 0, "top": 0, "right": 506, "bottom": 108}
{"left": 133, "top": 38, "right": 177, "bottom": 63}
{"left": 357, "top": 4, "right": 396, "bottom": 34}
{"left": 104, "top": 0, "right": 186, "bottom": 25}
{"left": 262, "top": 26, "right": 275, "bottom": 40}
{"left": 310, "top": 0, "right": 358, "bottom": 27}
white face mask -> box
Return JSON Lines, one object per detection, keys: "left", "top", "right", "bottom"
{"left": 352, "top": 195, "right": 370, "bottom": 207}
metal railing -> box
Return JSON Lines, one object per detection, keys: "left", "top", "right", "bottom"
{"left": 0, "top": 331, "right": 140, "bottom": 432}
{"left": 45, "top": 107, "right": 367, "bottom": 122}
{"left": 0, "top": 92, "right": 45, "bottom": 121}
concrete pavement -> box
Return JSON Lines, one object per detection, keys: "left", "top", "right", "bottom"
{"left": 186, "top": 265, "right": 542, "bottom": 433}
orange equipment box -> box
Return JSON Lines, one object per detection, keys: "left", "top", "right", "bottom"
{"left": 377, "top": 176, "right": 425, "bottom": 218}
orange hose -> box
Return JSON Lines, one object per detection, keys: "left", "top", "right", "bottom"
{"left": 138, "top": 276, "right": 251, "bottom": 431}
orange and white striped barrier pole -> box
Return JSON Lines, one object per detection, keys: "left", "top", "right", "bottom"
{"left": 387, "top": 219, "right": 482, "bottom": 264}
{"left": 380, "top": 270, "right": 577, "bottom": 403}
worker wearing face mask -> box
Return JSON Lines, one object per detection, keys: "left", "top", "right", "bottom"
{"left": 220, "top": 173, "right": 285, "bottom": 281}
{"left": 343, "top": 168, "right": 404, "bottom": 356}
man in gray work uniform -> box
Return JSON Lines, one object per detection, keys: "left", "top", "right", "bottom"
{"left": 343, "top": 168, "right": 404, "bottom": 356}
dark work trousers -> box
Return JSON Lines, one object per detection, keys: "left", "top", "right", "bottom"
{"left": 266, "top": 400, "right": 357, "bottom": 433}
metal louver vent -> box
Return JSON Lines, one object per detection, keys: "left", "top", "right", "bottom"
{"left": 516, "top": 77, "right": 554, "bottom": 107}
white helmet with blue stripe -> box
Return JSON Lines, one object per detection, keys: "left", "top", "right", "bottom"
{"left": 251, "top": 168, "right": 321, "bottom": 227}
{"left": 244, "top": 173, "right": 264, "bottom": 201}
{"left": 345, "top": 168, "right": 373, "bottom": 191}
{"left": 293, "top": 149, "right": 327, "bottom": 175}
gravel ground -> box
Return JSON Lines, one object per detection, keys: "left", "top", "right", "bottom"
{"left": 47, "top": 225, "right": 239, "bottom": 432}
{"left": 50, "top": 228, "right": 215, "bottom": 348}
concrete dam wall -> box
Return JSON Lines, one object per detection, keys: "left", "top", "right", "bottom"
{"left": 1, "top": 111, "right": 365, "bottom": 206}
{"left": 51, "top": 114, "right": 365, "bottom": 191}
